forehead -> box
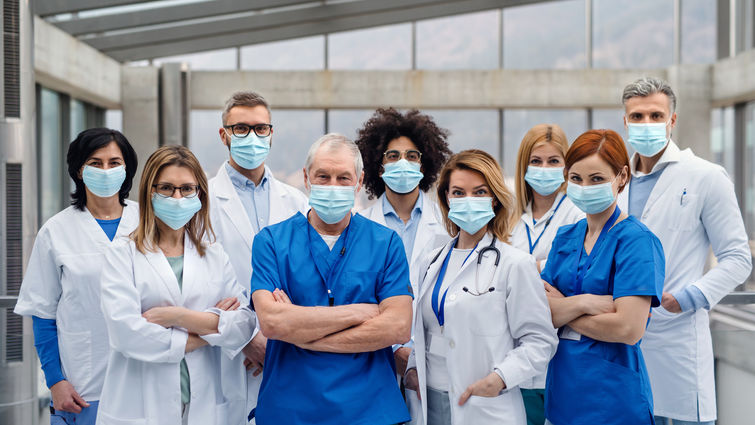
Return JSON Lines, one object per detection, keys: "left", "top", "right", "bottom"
{"left": 156, "top": 164, "right": 198, "bottom": 183}
{"left": 624, "top": 92, "right": 671, "bottom": 114}
{"left": 386, "top": 136, "right": 418, "bottom": 152}
{"left": 569, "top": 153, "right": 616, "bottom": 175}
{"left": 311, "top": 145, "right": 356, "bottom": 175}
{"left": 226, "top": 105, "right": 270, "bottom": 124}
{"left": 530, "top": 142, "right": 563, "bottom": 158}
{"left": 449, "top": 168, "right": 486, "bottom": 187}
{"left": 87, "top": 141, "right": 122, "bottom": 159}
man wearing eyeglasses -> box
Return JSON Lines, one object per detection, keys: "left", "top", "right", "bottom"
{"left": 208, "top": 91, "right": 308, "bottom": 423}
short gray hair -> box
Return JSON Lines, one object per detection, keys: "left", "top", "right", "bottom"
{"left": 622, "top": 77, "right": 677, "bottom": 113}
{"left": 221, "top": 91, "right": 270, "bottom": 125}
{"left": 305, "top": 133, "right": 363, "bottom": 177}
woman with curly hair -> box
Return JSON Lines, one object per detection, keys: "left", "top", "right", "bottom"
{"left": 356, "top": 107, "right": 453, "bottom": 378}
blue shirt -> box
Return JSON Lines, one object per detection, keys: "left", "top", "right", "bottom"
{"left": 250, "top": 213, "right": 412, "bottom": 425}
{"left": 541, "top": 216, "right": 665, "bottom": 424}
{"left": 382, "top": 191, "right": 423, "bottom": 261}
{"left": 225, "top": 162, "right": 270, "bottom": 233}
{"left": 95, "top": 217, "right": 121, "bottom": 241}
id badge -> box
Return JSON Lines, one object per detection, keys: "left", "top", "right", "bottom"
{"left": 428, "top": 333, "right": 450, "bottom": 357}
{"left": 559, "top": 325, "right": 582, "bottom": 341}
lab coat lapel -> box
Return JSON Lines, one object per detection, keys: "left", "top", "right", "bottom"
{"left": 144, "top": 246, "right": 182, "bottom": 305}
{"left": 214, "top": 164, "right": 254, "bottom": 250}
{"left": 362, "top": 196, "right": 387, "bottom": 226}
{"left": 267, "top": 169, "right": 294, "bottom": 224}
{"left": 640, "top": 162, "right": 680, "bottom": 218}
{"left": 410, "top": 201, "right": 440, "bottom": 267}
{"left": 181, "top": 234, "right": 199, "bottom": 304}
{"left": 417, "top": 241, "right": 453, "bottom": 303}
{"left": 79, "top": 206, "right": 112, "bottom": 246}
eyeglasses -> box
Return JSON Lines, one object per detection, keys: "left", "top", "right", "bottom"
{"left": 223, "top": 123, "right": 273, "bottom": 138}
{"left": 383, "top": 149, "right": 422, "bottom": 163}
{"left": 152, "top": 183, "right": 200, "bottom": 198}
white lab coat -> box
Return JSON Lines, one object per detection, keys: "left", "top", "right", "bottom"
{"left": 617, "top": 141, "right": 752, "bottom": 422}
{"left": 96, "top": 235, "right": 256, "bottom": 425}
{"left": 509, "top": 192, "right": 583, "bottom": 389}
{"left": 406, "top": 233, "right": 558, "bottom": 425}
{"left": 14, "top": 201, "right": 139, "bottom": 401}
{"left": 208, "top": 163, "right": 308, "bottom": 420}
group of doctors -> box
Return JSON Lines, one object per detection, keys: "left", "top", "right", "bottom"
{"left": 14, "top": 76, "right": 752, "bottom": 425}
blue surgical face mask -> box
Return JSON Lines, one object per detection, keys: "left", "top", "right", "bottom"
{"left": 83, "top": 165, "right": 126, "bottom": 198}
{"left": 228, "top": 131, "right": 271, "bottom": 170}
{"left": 566, "top": 180, "right": 617, "bottom": 215}
{"left": 151, "top": 193, "right": 202, "bottom": 230}
{"left": 308, "top": 184, "right": 356, "bottom": 224}
{"left": 626, "top": 120, "right": 669, "bottom": 157}
{"left": 382, "top": 159, "right": 424, "bottom": 194}
{"left": 525, "top": 166, "right": 564, "bottom": 196}
{"left": 448, "top": 197, "right": 495, "bottom": 235}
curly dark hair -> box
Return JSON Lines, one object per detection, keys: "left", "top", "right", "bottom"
{"left": 355, "top": 108, "right": 452, "bottom": 199}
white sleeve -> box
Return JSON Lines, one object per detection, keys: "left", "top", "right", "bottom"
{"left": 494, "top": 255, "right": 558, "bottom": 389}
{"left": 100, "top": 242, "right": 188, "bottom": 363}
{"left": 200, "top": 250, "right": 256, "bottom": 358}
{"left": 14, "top": 228, "right": 61, "bottom": 319}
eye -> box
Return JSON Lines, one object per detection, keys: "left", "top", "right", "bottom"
{"left": 529, "top": 158, "right": 541, "bottom": 165}
{"left": 474, "top": 189, "right": 488, "bottom": 196}
{"left": 569, "top": 175, "right": 581, "bottom": 183}
{"left": 451, "top": 189, "right": 464, "bottom": 196}
{"left": 591, "top": 176, "right": 605, "bottom": 183}
{"left": 549, "top": 158, "right": 562, "bottom": 165}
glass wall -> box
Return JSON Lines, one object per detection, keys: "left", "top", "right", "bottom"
{"left": 153, "top": 48, "right": 238, "bottom": 70}
{"left": 744, "top": 101, "right": 755, "bottom": 239}
{"left": 710, "top": 106, "right": 737, "bottom": 178}
{"left": 681, "top": 0, "right": 717, "bottom": 64}
{"left": 416, "top": 11, "right": 499, "bottom": 69}
{"left": 38, "top": 88, "right": 65, "bottom": 225}
{"left": 241, "top": 36, "right": 325, "bottom": 70}
{"left": 328, "top": 24, "right": 412, "bottom": 70}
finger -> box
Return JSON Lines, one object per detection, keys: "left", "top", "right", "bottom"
{"left": 458, "top": 387, "right": 473, "bottom": 406}
{"left": 279, "top": 290, "right": 292, "bottom": 304}
{"left": 73, "top": 392, "right": 90, "bottom": 408}
{"left": 253, "top": 366, "right": 263, "bottom": 377}
{"left": 229, "top": 300, "right": 241, "bottom": 311}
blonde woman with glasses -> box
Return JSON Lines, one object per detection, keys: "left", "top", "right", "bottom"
{"left": 97, "top": 146, "right": 255, "bottom": 425}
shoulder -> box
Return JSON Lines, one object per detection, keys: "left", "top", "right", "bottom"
{"left": 613, "top": 216, "right": 662, "bottom": 247}
{"left": 203, "top": 241, "right": 230, "bottom": 262}
{"left": 358, "top": 198, "right": 381, "bottom": 217}
{"left": 553, "top": 219, "right": 585, "bottom": 240}
{"left": 353, "top": 213, "right": 395, "bottom": 239}
{"left": 40, "top": 206, "right": 81, "bottom": 233}
{"left": 260, "top": 212, "right": 306, "bottom": 238}
{"left": 677, "top": 150, "right": 727, "bottom": 177}
{"left": 499, "top": 241, "right": 533, "bottom": 265}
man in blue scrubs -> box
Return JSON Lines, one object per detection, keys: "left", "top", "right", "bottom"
{"left": 250, "top": 133, "right": 414, "bottom": 425}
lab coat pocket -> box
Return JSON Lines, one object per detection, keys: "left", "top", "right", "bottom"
{"left": 97, "top": 411, "right": 147, "bottom": 425}
{"left": 667, "top": 194, "right": 699, "bottom": 231}
{"left": 405, "top": 388, "right": 424, "bottom": 425}
{"left": 463, "top": 393, "right": 508, "bottom": 423}
{"left": 466, "top": 292, "right": 506, "bottom": 337}
{"left": 58, "top": 329, "right": 92, "bottom": 391}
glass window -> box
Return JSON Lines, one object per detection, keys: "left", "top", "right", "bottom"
{"left": 328, "top": 24, "right": 411, "bottom": 70}
{"left": 327, "top": 109, "right": 376, "bottom": 141}
{"left": 592, "top": 0, "right": 674, "bottom": 68}
{"left": 503, "top": 109, "right": 588, "bottom": 175}
{"left": 710, "top": 106, "right": 736, "bottom": 178}
{"left": 503, "top": 0, "right": 586, "bottom": 69}
{"left": 681, "top": 0, "right": 716, "bottom": 64}
{"left": 189, "top": 110, "right": 226, "bottom": 177}
{"left": 266, "top": 110, "right": 325, "bottom": 189}
{"left": 38, "top": 88, "right": 64, "bottom": 224}
{"left": 422, "top": 108, "right": 500, "bottom": 161}
{"left": 592, "top": 108, "right": 635, "bottom": 157}
{"left": 70, "top": 99, "right": 87, "bottom": 139}
{"left": 105, "top": 110, "right": 123, "bottom": 132}
{"left": 241, "top": 36, "right": 325, "bottom": 70}
{"left": 416, "top": 10, "right": 499, "bottom": 70}
{"left": 743, "top": 102, "right": 755, "bottom": 239}
{"left": 153, "top": 48, "right": 237, "bottom": 70}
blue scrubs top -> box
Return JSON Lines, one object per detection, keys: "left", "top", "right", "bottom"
{"left": 250, "top": 212, "right": 413, "bottom": 425}
{"left": 541, "top": 215, "right": 664, "bottom": 425}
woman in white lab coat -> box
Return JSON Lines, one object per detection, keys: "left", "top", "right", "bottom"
{"left": 14, "top": 128, "right": 139, "bottom": 425}
{"left": 508, "top": 124, "right": 583, "bottom": 425}
{"left": 404, "top": 149, "right": 558, "bottom": 425}
{"left": 96, "top": 145, "right": 255, "bottom": 425}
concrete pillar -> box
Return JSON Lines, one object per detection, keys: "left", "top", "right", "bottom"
{"left": 122, "top": 66, "right": 160, "bottom": 199}
{"left": 159, "top": 63, "right": 190, "bottom": 147}
{"left": 666, "top": 64, "right": 713, "bottom": 161}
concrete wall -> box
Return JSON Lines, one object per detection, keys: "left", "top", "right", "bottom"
{"left": 713, "top": 49, "right": 755, "bottom": 107}
{"left": 121, "top": 66, "right": 159, "bottom": 198}
{"left": 667, "top": 64, "right": 713, "bottom": 158}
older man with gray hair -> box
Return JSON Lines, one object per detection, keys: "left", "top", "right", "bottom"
{"left": 249, "top": 133, "right": 413, "bottom": 425}
{"left": 616, "top": 77, "right": 752, "bottom": 425}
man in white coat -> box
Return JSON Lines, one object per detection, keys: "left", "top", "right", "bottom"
{"left": 208, "top": 91, "right": 308, "bottom": 422}
{"left": 617, "top": 77, "right": 752, "bottom": 425}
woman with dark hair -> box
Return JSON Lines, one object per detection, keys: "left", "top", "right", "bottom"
{"left": 356, "top": 108, "right": 453, "bottom": 378}
{"left": 541, "top": 130, "right": 665, "bottom": 425}
{"left": 14, "top": 128, "right": 139, "bottom": 425}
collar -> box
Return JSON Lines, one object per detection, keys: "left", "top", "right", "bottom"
{"left": 630, "top": 140, "right": 681, "bottom": 177}
{"left": 225, "top": 161, "right": 269, "bottom": 191}
{"left": 382, "top": 190, "right": 423, "bottom": 220}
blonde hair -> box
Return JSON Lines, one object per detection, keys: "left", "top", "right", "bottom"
{"left": 436, "top": 149, "right": 515, "bottom": 243}
{"left": 132, "top": 145, "right": 214, "bottom": 256}
{"left": 513, "top": 124, "right": 570, "bottom": 220}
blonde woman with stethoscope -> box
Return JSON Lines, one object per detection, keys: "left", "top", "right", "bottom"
{"left": 509, "top": 124, "right": 583, "bottom": 425}
{"left": 404, "top": 149, "right": 558, "bottom": 425}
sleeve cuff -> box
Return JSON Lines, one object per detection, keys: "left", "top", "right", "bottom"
{"left": 169, "top": 328, "right": 189, "bottom": 363}
{"left": 673, "top": 285, "right": 710, "bottom": 312}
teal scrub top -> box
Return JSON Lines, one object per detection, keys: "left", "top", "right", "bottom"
{"left": 250, "top": 212, "right": 413, "bottom": 425}
{"left": 541, "top": 215, "right": 664, "bottom": 425}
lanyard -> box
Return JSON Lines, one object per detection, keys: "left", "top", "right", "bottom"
{"left": 525, "top": 194, "right": 567, "bottom": 254}
{"left": 431, "top": 239, "right": 477, "bottom": 328}
{"left": 574, "top": 206, "right": 621, "bottom": 295}
{"left": 306, "top": 213, "right": 352, "bottom": 306}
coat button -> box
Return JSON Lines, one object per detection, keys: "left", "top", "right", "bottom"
{"left": 449, "top": 294, "right": 456, "bottom": 301}
{"left": 449, "top": 340, "right": 455, "bottom": 349}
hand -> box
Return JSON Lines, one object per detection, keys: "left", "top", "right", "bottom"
{"left": 394, "top": 347, "right": 411, "bottom": 376}
{"left": 215, "top": 297, "right": 240, "bottom": 311}
{"left": 143, "top": 306, "right": 185, "bottom": 328}
{"left": 536, "top": 260, "right": 543, "bottom": 273}
{"left": 661, "top": 292, "right": 682, "bottom": 313}
{"left": 404, "top": 368, "right": 421, "bottom": 400}
{"left": 578, "top": 294, "right": 616, "bottom": 316}
{"left": 185, "top": 333, "right": 208, "bottom": 353}
{"left": 543, "top": 281, "right": 564, "bottom": 299}
{"left": 51, "top": 380, "right": 89, "bottom": 413}
{"left": 242, "top": 332, "right": 267, "bottom": 377}
{"left": 272, "top": 289, "right": 292, "bottom": 304}
{"left": 458, "top": 372, "right": 506, "bottom": 405}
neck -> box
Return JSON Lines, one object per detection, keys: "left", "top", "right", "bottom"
{"left": 86, "top": 192, "right": 123, "bottom": 219}
{"left": 309, "top": 211, "right": 350, "bottom": 236}
{"left": 585, "top": 203, "right": 618, "bottom": 236}
{"left": 457, "top": 227, "right": 487, "bottom": 249}
{"left": 531, "top": 190, "right": 558, "bottom": 219}
{"left": 636, "top": 145, "right": 667, "bottom": 174}
{"left": 385, "top": 187, "right": 419, "bottom": 222}
{"left": 156, "top": 221, "right": 184, "bottom": 249}
{"left": 230, "top": 159, "right": 265, "bottom": 186}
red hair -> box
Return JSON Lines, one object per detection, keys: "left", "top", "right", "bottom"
{"left": 565, "top": 129, "right": 630, "bottom": 193}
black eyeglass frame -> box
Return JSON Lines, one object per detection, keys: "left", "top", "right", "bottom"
{"left": 382, "top": 149, "right": 422, "bottom": 163}
{"left": 223, "top": 123, "right": 274, "bottom": 138}
{"left": 151, "top": 183, "right": 201, "bottom": 198}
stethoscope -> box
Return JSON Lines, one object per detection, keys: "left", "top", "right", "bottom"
{"left": 462, "top": 236, "right": 501, "bottom": 296}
